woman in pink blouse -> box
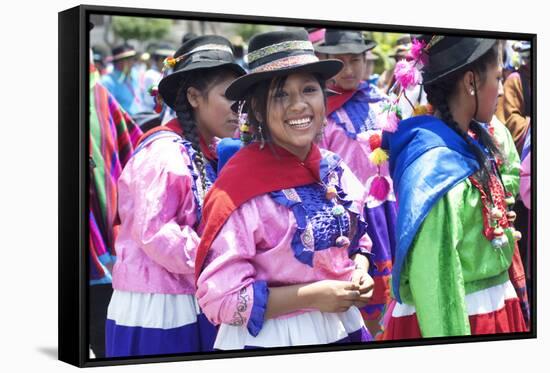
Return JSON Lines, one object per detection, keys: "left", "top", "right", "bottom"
{"left": 195, "top": 29, "right": 375, "bottom": 350}
{"left": 105, "top": 35, "right": 245, "bottom": 357}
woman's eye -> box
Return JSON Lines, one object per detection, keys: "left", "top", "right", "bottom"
{"left": 273, "top": 90, "right": 288, "bottom": 99}
{"left": 304, "top": 85, "right": 318, "bottom": 93}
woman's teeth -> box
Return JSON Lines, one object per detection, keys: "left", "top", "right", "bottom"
{"left": 286, "top": 117, "right": 312, "bottom": 129}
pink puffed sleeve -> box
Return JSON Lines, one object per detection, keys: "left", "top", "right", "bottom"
{"left": 117, "top": 138, "right": 200, "bottom": 274}
{"left": 196, "top": 200, "right": 269, "bottom": 337}
{"left": 520, "top": 152, "right": 531, "bottom": 209}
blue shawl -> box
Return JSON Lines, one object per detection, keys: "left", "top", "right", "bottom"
{"left": 382, "top": 115, "right": 481, "bottom": 303}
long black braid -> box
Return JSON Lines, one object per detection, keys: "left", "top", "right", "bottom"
{"left": 175, "top": 93, "right": 208, "bottom": 198}
{"left": 424, "top": 44, "right": 503, "bottom": 199}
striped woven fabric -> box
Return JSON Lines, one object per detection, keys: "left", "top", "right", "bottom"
{"left": 89, "top": 65, "right": 142, "bottom": 284}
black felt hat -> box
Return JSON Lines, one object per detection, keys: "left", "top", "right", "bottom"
{"left": 418, "top": 35, "right": 497, "bottom": 85}
{"left": 314, "top": 29, "right": 377, "bottom": 55}
{"left": 158, "top": 35, "right": 246, "bottom": 110}
{"left": 225, "top": 29, "right": 343, "bottom": 101}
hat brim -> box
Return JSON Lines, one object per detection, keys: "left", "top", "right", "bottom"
{"left": 423, "top": 39, "right": 497, "bottom": 85}
{"left": 314, "top": 41, "right": 377, "bottom": 55}
{"left": 111, "top": 51, "right": 137, "bottom": 62}
{"left": 158, "top": 61, "right": 246, "bottom": 110}
{"left": 225, "top": 59, "right": 343, "bottom": 101}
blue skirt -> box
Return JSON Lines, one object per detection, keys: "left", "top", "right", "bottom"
{"left": 105, "top": 291, "right": 217, "bottom": 357}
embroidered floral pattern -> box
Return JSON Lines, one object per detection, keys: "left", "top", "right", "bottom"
{"left": 229, "top": 287, "right": 250, "bottom": 326}
{"left": 301, "top": 222, "right": 315, "bottom": 252}
{"left": 269, "top": 152, "right": 368, "bottom": 266}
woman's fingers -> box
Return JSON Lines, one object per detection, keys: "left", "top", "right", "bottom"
{"left": 357, "top": 275, "right": 374, "bottom": 294}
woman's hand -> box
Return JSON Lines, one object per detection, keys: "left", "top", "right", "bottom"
{"left": 306, "top": 280, "right": 362, "bottom": 313}
{"left": 350, "top": 268, "right": 374, "bottom": 308}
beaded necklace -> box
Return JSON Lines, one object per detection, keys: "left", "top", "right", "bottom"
{"left": 468, "top": 124, "right": 522, "bottom": 249}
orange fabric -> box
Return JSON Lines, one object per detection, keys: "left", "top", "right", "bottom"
{"left": 370, "top": 272, "right": 391, "bottom": 305}
{"left": 502, "top": 73, "right": 530, "bottom": 149}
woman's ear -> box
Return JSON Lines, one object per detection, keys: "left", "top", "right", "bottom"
{"left": 462, "top": 71, "right": 476, "bottom": 96}
{"left": 187, "top": 86, "right": 201, "bottom": 108}
{"left": 250, "top": 98, "right": 263, "bottom": 122}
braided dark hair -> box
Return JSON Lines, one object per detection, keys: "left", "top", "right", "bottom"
{"left": 243, "top": 74, "right": 328, "bottom": 147}
{"left": 173, "top": 67, "right": 236, "bottom": 198}
{"left": 424, "top": 43, "right": 502, "bottom": 197}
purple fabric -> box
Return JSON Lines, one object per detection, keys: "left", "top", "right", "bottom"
{"left": 247, "top": 281, "right": 270, "bottom": 337}
{"left": 365, "top": 200, "right": 397, "bottom": 265}
{"left": 197, "top": 312, "right": 218, "bottom": 352}
{"left": 339, "top": 326, "right": 373, "bottom": 343}
{"left": 327, "top": 81, "right": 386, "bottom": 139}
{"left": 105, "top": 318, "right": 201, "bottom": 357}
{"left": 268, "top": 153, "right": 369, "bottom": 267}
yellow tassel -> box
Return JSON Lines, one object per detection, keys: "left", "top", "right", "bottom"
{"left": 369, "top": 147, "right": 388, "bottom": 166}
{"left": 413, "top": 104, "right": 433, "bottom": 116}
{"left": 240, "top": 124, "right": 250, "bottom": 133}
{"left": 164, "top": 57, "right": 177, "bottom": 68}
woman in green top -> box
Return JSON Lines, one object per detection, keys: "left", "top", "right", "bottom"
{"left": 381, "top": 35, "right": 528, "bottom": 338}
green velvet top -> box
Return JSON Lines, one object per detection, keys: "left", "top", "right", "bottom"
{"left": 397, "top": 120, "right": 520, "bottom": 337}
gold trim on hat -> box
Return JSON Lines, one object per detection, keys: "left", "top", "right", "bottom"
{"left": 184, "top": 44, "right": 233, "bottom": 57}
{"left": 247, "top": 41, "right": 314, "bottom": 63}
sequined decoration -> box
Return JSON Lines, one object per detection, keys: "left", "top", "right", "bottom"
{"left": 301, "top": 223, "right": 315, "bottom": 252}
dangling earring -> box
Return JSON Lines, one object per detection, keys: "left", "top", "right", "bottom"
{"left": 258, "top": 124, "right": 265, "bottom": 149}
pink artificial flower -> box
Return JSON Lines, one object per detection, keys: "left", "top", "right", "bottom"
{"left": 408, "top": 38, "right": 426, "bottom": 60}
{"left": 394, "top": 60, "right": 422, "bottom": 90}
{"left": 377, "top": 109, "right": 400, "bottom": 133}
{"left": 368, "top": 175, "right": 391, "bottom": 201}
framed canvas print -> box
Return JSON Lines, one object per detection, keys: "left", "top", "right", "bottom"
{"left": 58, "top": 4, "right": 536, "bottom": 368}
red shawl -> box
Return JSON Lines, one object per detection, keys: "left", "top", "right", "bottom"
{"left": 326, "top": 85, "right": 357, "bottom": 116}
{"left": 194, "top": 142, "right": 322, "bottom": 281}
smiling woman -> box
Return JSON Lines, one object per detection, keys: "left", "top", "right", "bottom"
{"left": 194, "top": 29, "right": 379, "bottom": 350}
{"left": 259, "top": 73, "right": 326, "bottom": 160}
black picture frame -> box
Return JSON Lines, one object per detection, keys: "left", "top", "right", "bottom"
{"left": 59, "top": 4, "right": 536, "bottom": 368}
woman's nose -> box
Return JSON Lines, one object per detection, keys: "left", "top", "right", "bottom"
{"left": 343, "top": 61, "right": 353, "bottom": 75}
{"left": 288, "top": 92, "right": 307, "bottom": 111}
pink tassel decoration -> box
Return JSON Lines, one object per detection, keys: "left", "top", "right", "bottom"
{"left": 394, "top": 60, "right": 422, "bottom": 90}
{"left": 377, "top": 109, "right": 400, "bottom": 133}
{"left": 407, "top": 38, "right": 427, "bottom": 65}
{"left": 369, "top": 175, "right": 390, "bottom": 201}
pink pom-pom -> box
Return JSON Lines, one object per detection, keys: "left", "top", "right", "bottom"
{"left": 377, "top": 109, "right": 400, "bottom": 133}
{"left": 394, "top": 60, "right": 422, "bottom": 90}
{"left": 369, "top": 175, "right": 390, "bottom": 201}
{"left": 407, "top": 38, "right": 427, "bottom": 61}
